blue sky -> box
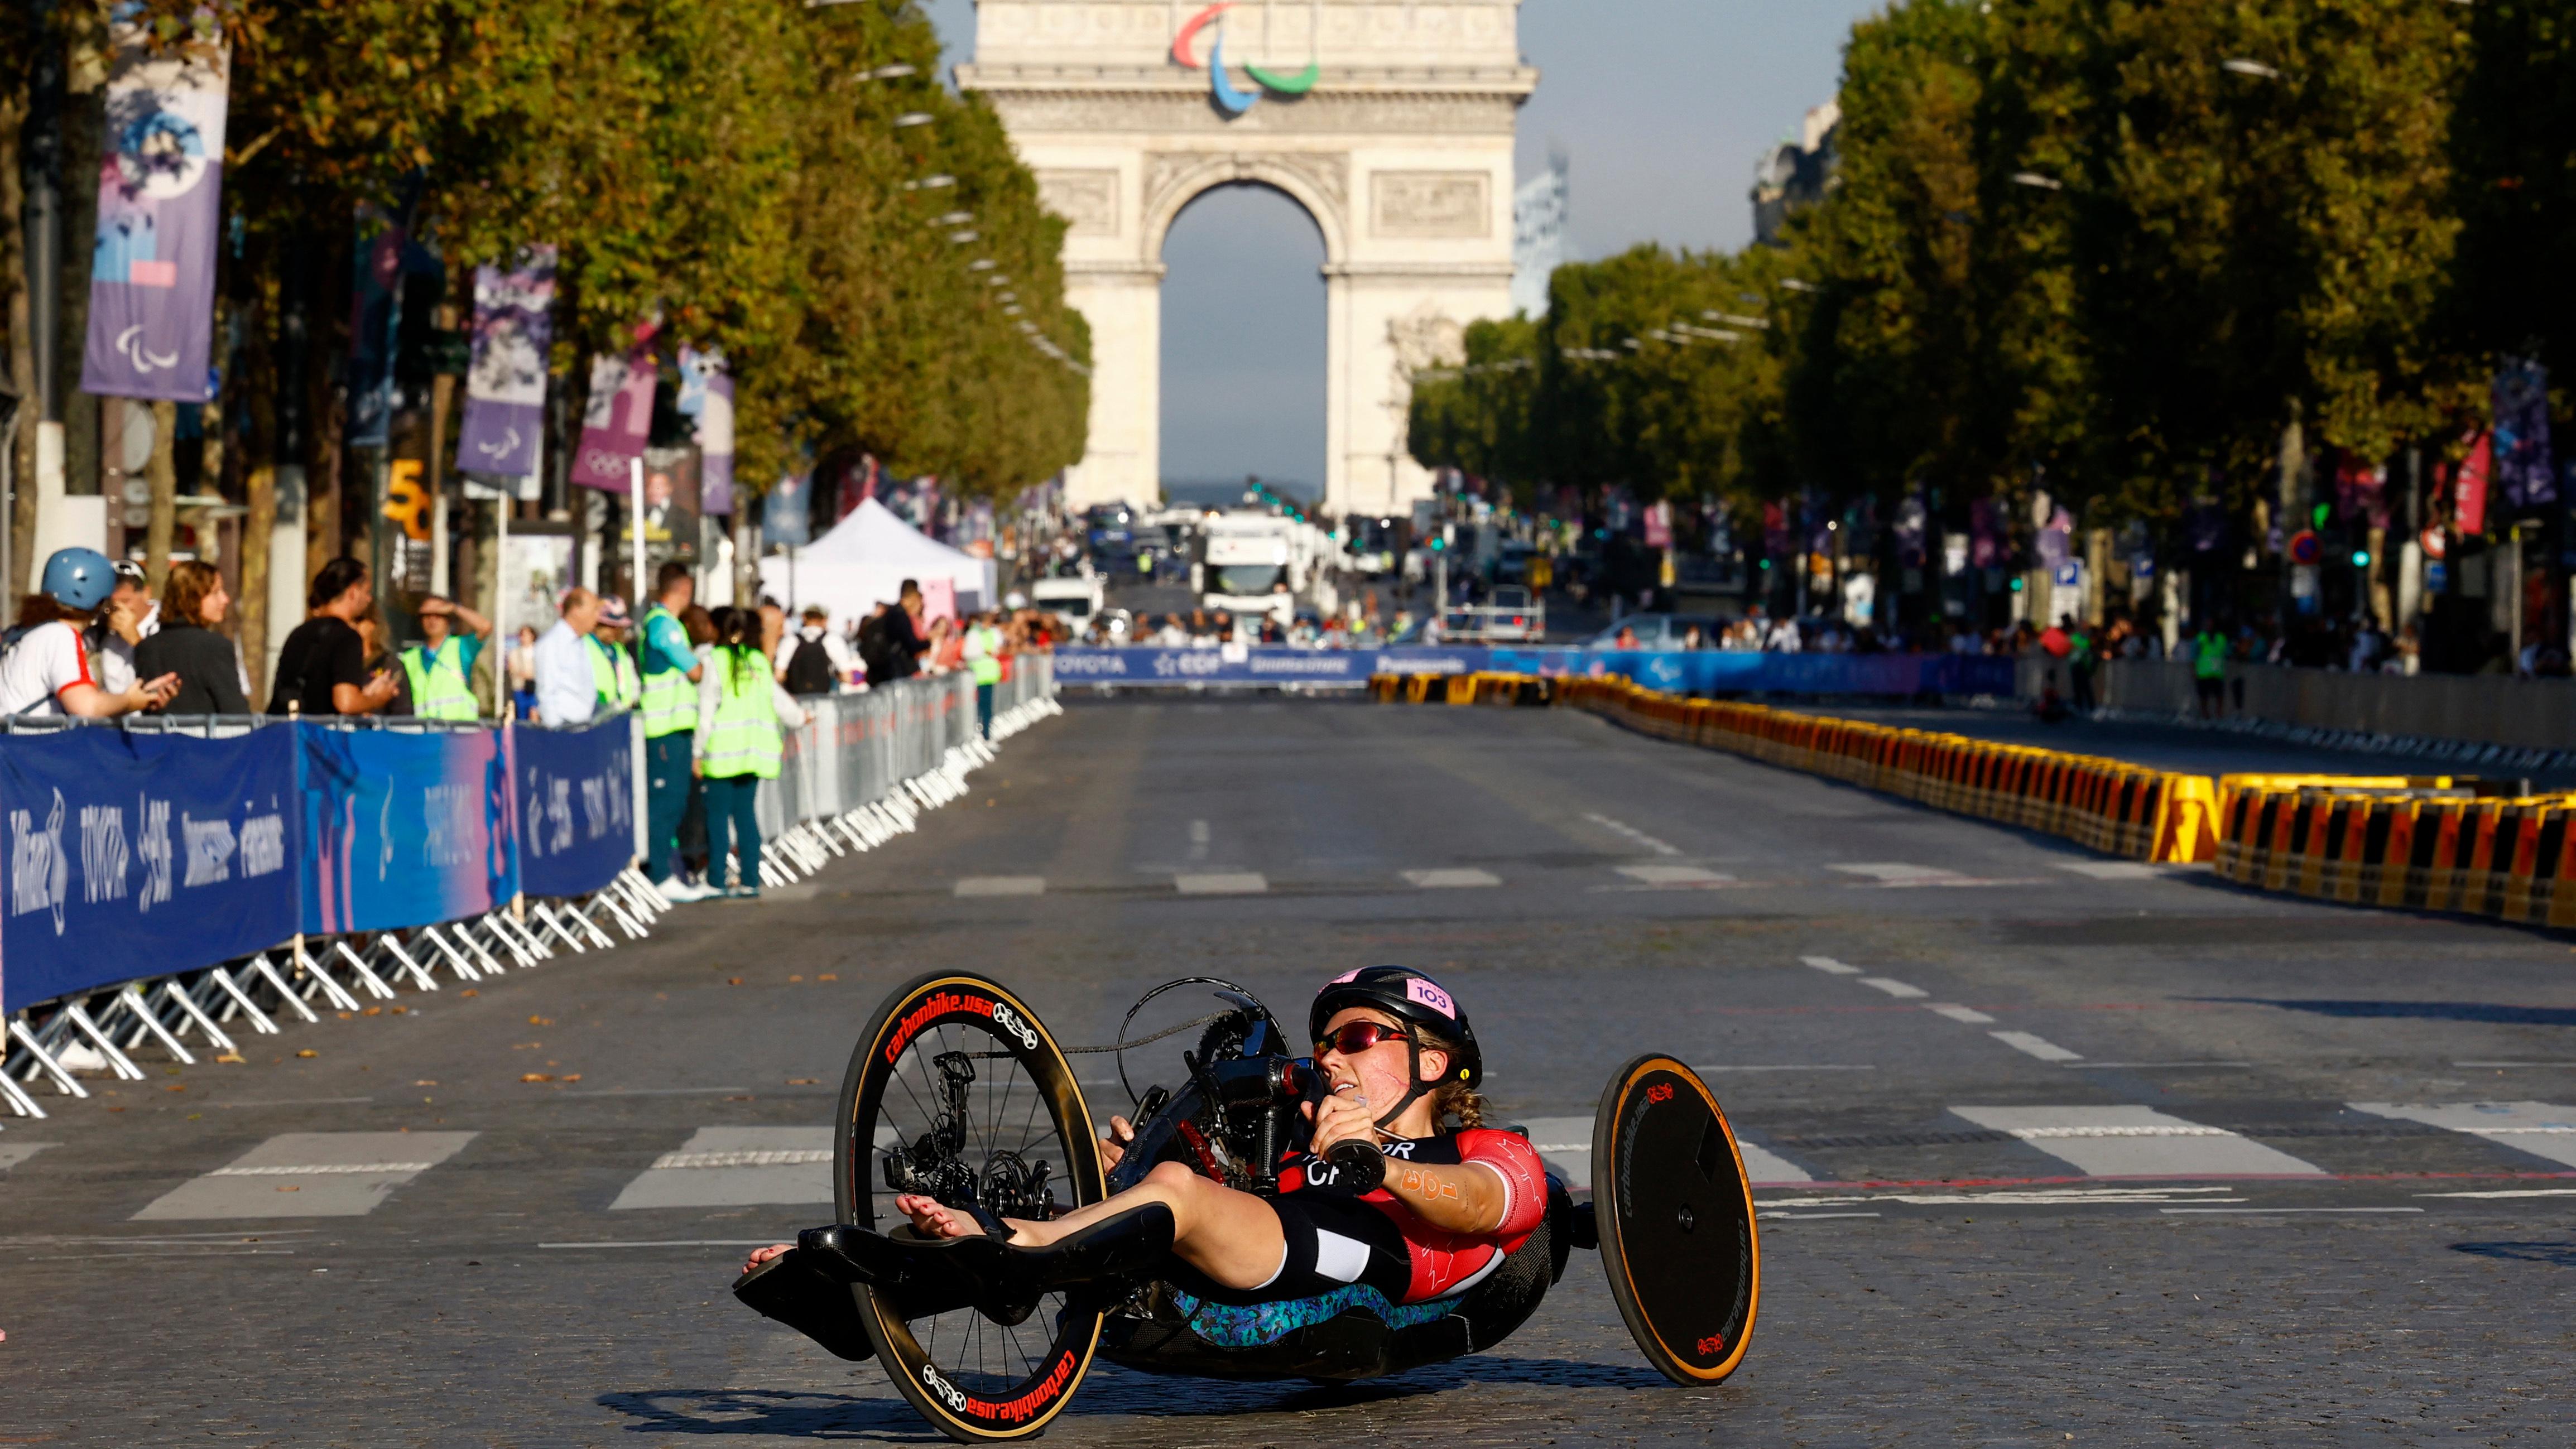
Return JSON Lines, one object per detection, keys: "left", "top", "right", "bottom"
{"left": 918, "top": 0, "right": 1876, "bottom": 497}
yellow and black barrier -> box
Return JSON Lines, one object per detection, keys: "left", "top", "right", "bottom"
{"left": 2213, "top": 779, "right": 2576, "bottom": 926}
{"left": 1368, "top": 672, "right": 1551, "bottom": 707}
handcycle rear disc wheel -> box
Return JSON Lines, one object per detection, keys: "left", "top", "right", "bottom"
{"left": 839, "top": 971, "right": 1108, "bottom": 1441}
{"left": 1592, "top": 1053, "right": 1760, "bottom": 1385}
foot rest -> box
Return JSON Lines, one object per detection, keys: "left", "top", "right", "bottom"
{"left": 733, "top": 1248, "right": 877, "bottom": 1363}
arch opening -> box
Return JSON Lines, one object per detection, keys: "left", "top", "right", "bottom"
{"left": 1157, "top": 182, "right": 1328, "bottom": 507}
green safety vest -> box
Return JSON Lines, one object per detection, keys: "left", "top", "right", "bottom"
{"left": 400, "top": 637, "right": 479, "bottom": 721}
{"left": 585, "top": 634, "right": 638, "bottom": 710}
{"left": 968, "top": 625, "right": 1003, "bottom": 686}
{"left": 2194, "top": 632, "right": 2228, "bottom": 680}
{"left": 639, "top": 605, "right": 695, "bottom": 738}
{"left": 702, "top": 646, "right": 782, "bottom": 780}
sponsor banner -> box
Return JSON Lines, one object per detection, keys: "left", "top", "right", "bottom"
{"left": 513, "top": 716, "right": 636, "bottom": 899}
{"left": 456, "top": 245, "right": 557, "bottom": 488}
{"left": 572, "top": 349, "right": 657, "bottom": 492}
{"left": 677, "top": 347, "right": 735, "bottom": 515}
{"left": 2, "top": 727, "right": 299, "bottom": 1015}
{"left": 299, "top": 726, "right": 516, "bottom": 936}
{"left": 79, "top": 15, "right": 229, "bottom": 403}
{"left": 1051, "top": 647, "right": 2016, "bottom": 695}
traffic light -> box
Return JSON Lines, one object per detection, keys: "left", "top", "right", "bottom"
{"left": 2008, "top": 576, "right": 2025, "bottom": 592}
{"left": 2350, "top": 548, "right": 2371, "bottom": 567}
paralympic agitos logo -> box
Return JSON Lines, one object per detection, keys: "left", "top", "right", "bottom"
{"left": 1171, "top": 2, "right": 1320, "bottom": 118}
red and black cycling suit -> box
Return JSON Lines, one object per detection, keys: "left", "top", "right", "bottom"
{"left": 1172, "top": 1126, "right": 1550, "bottom": 1307}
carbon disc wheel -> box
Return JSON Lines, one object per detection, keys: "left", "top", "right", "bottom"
{"left": 838, "top": 972, "right": 1108, "bottom": 1441}
{"left": 1592, "top": 1054, "right": 1760, "bottom": 1385}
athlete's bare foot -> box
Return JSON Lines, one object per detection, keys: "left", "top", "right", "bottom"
{"left": 742, "top": 1243, "right": 791, "bottom": 1274}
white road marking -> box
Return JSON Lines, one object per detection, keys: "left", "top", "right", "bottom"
{"left": 1175, "top": 872, "right": 1267, "bottom": 896}
{"left": 1614, "top": 864, "right": 1737, "bottom": 887}
{"left": 2068, "top": 1062, "right": 2253, "bottom": 1070}
{"left": 612, "top": 1128, "right": 840, "bottom": 1210}
{"left": 0, "top": 1143, "right": 55, "bottom": 1172}
{"left": 2454, "top": 1061, "right": 2576, "bottom": 1068}
{"left": 1521, "top": 1114, "right": 1814, "bottom": 1188}
{"left": 1188, "top": 819, "right": 1210, "bottom": 862}
{"left": 132, "top": 1132, "right": 477, "bottom": 1220}
{"left": 2054, "top": 861, "right": 2172, "bottom": 880}
{"left": 1927, "top": 1004, "right": 1997, "bottom": 1024}
{"left": 1991, "top": 1031, "right": 2085, "bottom": 1062}
{"left": 1584, "top": 812, "right": 1681, "bottom": 856}
{"left": 1774, "top": 1186, "right": 2241, "bottom": 1207}
{"left": 1830, "top": 863, "right": 1964, "bottom": 883}
{"left": 1757, "top": 1211, "right": 1879, "bottom": 1220}
{"left": 2160, "top": 1207, "right": 2423, "bottom": 1215}
{"left": 1859, "top": 977, "right": 1929, "bottom": 1000}
{"left": 1402, "top": 868, "right": 1502, "bottom": 889}
{"left": 1952, "top": 1106, "right": 2325, "bottom": 1178}
{"left": 541, "top": 1239, "right": 793, "bottom": 1249}
{"left": 1733, "top": 1141, "right": 1817, "bottom": 1186}
{"left": 1799, "top": 956, "right": 1864, "bottom": 976}
{"left": 2418, "top": 1187, "right": 2576, "bottom": 1199}
{"left": 1691, "top": 1064, "right": 1876, "bottom": 1073}
{"left": 2347, "top": 1101, "right": 2576, "bottom": 1169}
{"left": 954, "top": 876, "right": 1046, "bottom": 897}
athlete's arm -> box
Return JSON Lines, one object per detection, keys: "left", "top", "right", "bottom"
{"left": 1307, "top": 1092, "right": 1508, "bottom": 1235}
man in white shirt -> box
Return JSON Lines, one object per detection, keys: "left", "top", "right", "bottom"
{"left": 534, "top": 588, "right": 605, "bottom": 724}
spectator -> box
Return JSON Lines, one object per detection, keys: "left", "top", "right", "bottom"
{"left": 137, "top": 560, "right": 249, "bottom": 715}
{"left": 0, "top": 547, "right": 178, "bottom": 717}
{"left": 877, "top": 580, "right": 930, "bottom": 682}
{"left": 640, "top": 564, "right": 709, "bottom": 901}
{"left": 533, "top": 587, "right": 605, "bottom": 724}
{"left": 399, "top": 592, "right": 494, "bottom": 721}
{"left": 1763, "top": 614, "right": 1801, "bottom": 652}
{"left": 88, "top": 559, "right": 155, "bottom": 698}
{"left": 693, "top": 605, "right": 808, "bottom": 898}
{"left": 963, "top": 609, "right": 1006, "bottom": 735}
{"left": 268, "top": 557, "right": 398, "bottom": 716}
{"left": 782, "top": 605, "right": 843, "bottom": 695}
{"left": 757, "top": 597, "right": 788, "bottom": 677}
{"left": 506, "top": 625, "right": 540, "bottom": 720}
{"left": 926, "top": 614, "right": 965, "bottom": 673}
{"left": 354, "top": 603, "right": 413, "bottom": 716}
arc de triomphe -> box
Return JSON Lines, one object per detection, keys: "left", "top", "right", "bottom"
{"left": 957, "top": 1, "right": 1536, "bottom": 518}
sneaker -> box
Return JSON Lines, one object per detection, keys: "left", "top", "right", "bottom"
{"left": 728, "top": 885, "right": 763, "bottom": 901}
{"left": 656, "top": 877, "right": 714, "bottom": 906}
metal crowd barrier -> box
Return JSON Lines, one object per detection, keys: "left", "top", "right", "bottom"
{"left": 2, "top": 658, "right": 1062, "bottom": 1120}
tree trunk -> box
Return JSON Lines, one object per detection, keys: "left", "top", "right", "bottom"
{"left": 145, "top": 399, "right": 176, "bottom": 591}
{"left": 2, "top": 85, "right": 35, "bottom": 620}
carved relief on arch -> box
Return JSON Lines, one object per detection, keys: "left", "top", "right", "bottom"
{"left": 1141, "top": 150, "right": 1351, "bottom": 261}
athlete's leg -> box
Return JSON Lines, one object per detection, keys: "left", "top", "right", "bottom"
{"left": 893, "top": 1162, "right": 1286, "bottom": 1291}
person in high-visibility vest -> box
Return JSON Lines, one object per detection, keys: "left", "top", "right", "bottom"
{"left": 2193, "top": 620, "right": 2230, "bottom": 720}
{"left": 693, "top": 606, "right": 808, "bottom": 899}
{"left": 400, "top": 594, "right": 494, "bottom": 720}
{"left": 962, "top": 609, "right": 1006, "bottom": 738}
{"left": 637, "top": 562, "right": 709, "bottom": 901}
{"left": 587, "top": 596, "right": 643, "bottom": 714}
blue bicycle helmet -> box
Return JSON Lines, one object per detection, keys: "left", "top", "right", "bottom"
{"left": 40, "top": 547, "right": 116, "bottom": 611}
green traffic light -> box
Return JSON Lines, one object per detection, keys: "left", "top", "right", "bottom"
{"left": 2008, "top": 577, "right": 2025, "bottom": 592}
{"left": 2351, "top": 550, "right": 2371, "bottom": 567}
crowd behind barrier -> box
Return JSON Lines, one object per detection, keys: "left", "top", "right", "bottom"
{"left": 0, "top": 661, "right": 1063, "bottom": 1121}
{"left": 1056, "top": 645, "right": 2014, "bottom": 696}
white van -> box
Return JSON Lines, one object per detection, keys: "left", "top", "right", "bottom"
{"left": 1031, "top": 576, "right": 1108, "bottom": 627}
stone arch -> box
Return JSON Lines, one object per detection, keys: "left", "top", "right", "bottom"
{"left": 1139, "top": 152, "right": 1352, "bottom": 271}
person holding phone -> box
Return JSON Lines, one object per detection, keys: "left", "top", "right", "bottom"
{"left": 267, "top": 557, "right": 400, "bottom": 716}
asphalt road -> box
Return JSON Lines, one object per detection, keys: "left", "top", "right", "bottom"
{"left": 6, "top": 697, "right": 2574, "bottom": 1446}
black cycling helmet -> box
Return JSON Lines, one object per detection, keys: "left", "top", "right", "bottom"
{"left": 1310, "top": 966, "right": 1482, "bottom": 1090}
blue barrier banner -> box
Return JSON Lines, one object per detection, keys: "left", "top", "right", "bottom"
{"left": 1052, "top": 646, "right": 2016, "bottom": 696}
{"left": 513, "top": 716, "right": 636, "bottom": 899}
{"left": 2, "top": 727, "right": 301, "bottom": 1014}
{"left": 300, "top": 725, "right": 516, "bottom": 935}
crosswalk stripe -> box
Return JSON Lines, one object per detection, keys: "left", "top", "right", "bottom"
{"left": 1799, "top": 955, "right": 1864, "bottom": 975}
{"left": 609, "top": 1127, "right": 837, "bottom": 1210}
{"left": 0, "top": 1143, "right": 53, "bottom": 1173}
{"left": 1520, "top": 1116, "right": 1813, "bottom": 1191}
{"left": 1952, "top": 1106, "right": 2325, "bottom": 1178}
{"left": 1175, "top": 872, "right": 1267, "bottom": 895}
{"left": 1991, "top": 1030, "right": 2084, "bottom": 1062}
{"left": 1830, "top": 863, "right": 1962, "bottom": 883}
{"left": 1616, "top": 864, "right": 1737, "bottom": 887}
{"left": 1927, "top": 1004, "right": 1997, "bottom": 1024}
{"left": 2348, "top": 1101, "right": 2576, "bottom": 1169}
{"left": 2054, "top": 861, "right": 2174, "bottom": 880}
{"left": 1859, "top": 977, "right": 1929, "bottom": 999}
{"left": 1402, "top": 868, "right": 1502, "bottom": 889}
{"left": 954, "top": 876, "right": 1045, "bottom": 897}
{"left": 132, "top": 1132, "right": 478, "bottom": 1220}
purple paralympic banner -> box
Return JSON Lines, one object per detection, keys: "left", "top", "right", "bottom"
{"left": 678, "top": 346, "right": 736, "bottom": 514}
{"left": 512, "top": 716, "right": 637, "bottom": 899}
{"left": 572, "top": 348, "right": 657, "bottom": 492}
{"left": 2493, "top": 358, "right": 2555, "bottom": 512}
{"left": 456, "top": 246, "right": 557, "bottom": 489}
{"left": 1, "top": 726, "right": 300, "bottom": 1015}
{"left": 298, "top": 726, "right": 517, "bottom": 936}
{"left": 79, "top": 15, "right": 229, "bottom": 403}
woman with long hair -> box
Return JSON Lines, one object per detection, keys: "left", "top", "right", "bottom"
{"left": 691, "top": 606, "right": 807, "bottom": 898}
{"left": 134, "top": 559, "right": 249, "bottom": 714}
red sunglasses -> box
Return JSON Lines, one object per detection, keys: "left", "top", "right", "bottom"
{"left": 1314, "top": 1021, "right": 1410, "bottom": 1058}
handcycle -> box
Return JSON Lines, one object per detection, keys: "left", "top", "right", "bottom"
{"left": 733, "top": 970, "right": 1761, "bottom": 1442}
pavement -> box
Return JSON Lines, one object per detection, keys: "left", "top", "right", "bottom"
{"left": 6, "top": 697, "right": 2575, "bottom": 1445}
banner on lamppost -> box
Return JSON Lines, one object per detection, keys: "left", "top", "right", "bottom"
{"left": 571, "top": 348, "right": 657, "bottom": 492}
{"left": 677, "top": 346, "right": 735, "bottom": 514}
{"left": 79, "top": 15, "right": 229, "bottom": 403}
{"left": 2453, "top": 430, "right": 2492, "bottom": 537}
{"left": 2493, "top": 358, "right": 2555, "bottom": 512}
{"left": 456, "top": 245, "right": 556, "bottom": 493}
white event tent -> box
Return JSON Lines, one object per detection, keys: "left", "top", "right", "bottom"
{"left": 757, "top": 498, "right": 996, "bottom": 625}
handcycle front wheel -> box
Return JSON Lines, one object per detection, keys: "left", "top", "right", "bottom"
{"left": 1592, "top": 1053, "right": 1760, "bottom": 1386}
{"left": 838, "top": 971, "right": 1108, "bottom": 1442}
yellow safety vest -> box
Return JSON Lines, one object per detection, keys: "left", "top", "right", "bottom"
{"left": 968, "top": 625, "right": 1003, "bottom": 686}
{"left": 400, "top": 637, "right": 479, "bottom": 721}
{"left": 702, "top": 646, "right": 782, "bottom": 780}
{"left": 585, "top": 634, "right": 638, "bottom": 710}
{"left": 640, "top": 605, "right": 695, "bottom": 738}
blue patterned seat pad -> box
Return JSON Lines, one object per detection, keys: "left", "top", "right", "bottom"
{"left": 1165, "top": 1283, "right": 1463, "bottom": 1348}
